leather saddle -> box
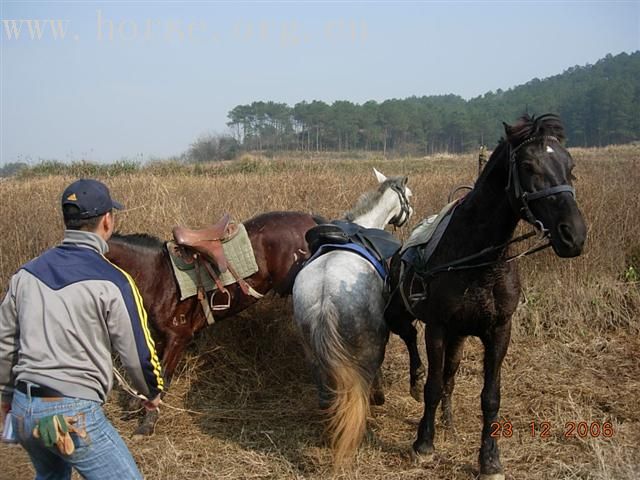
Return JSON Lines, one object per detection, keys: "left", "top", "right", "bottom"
{"left": 305, "top": 223, "right": 350, "bottom": 252}
{"left": 171, "top": 214, "right": 263, "bottom": 323}
{"left": 172, "top": 213, "right": 237, "bottom": 273}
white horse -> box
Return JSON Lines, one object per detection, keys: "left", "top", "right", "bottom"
{"left": 293, "top": 168, "right": 413, "bottom": 464}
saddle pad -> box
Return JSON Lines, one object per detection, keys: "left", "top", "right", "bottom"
{"left": 167, "top": 223, "right": 259, "bottom": 300}
{"left": 306, "top": 242, "right": 387, "bottom": 280}
{"left": 400, "top": 199, "right": 460, "bottom": 269}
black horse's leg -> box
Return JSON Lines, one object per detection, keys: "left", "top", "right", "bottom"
{"left": 413, "top": 325, "right": 445, "bottom": 457}
{"left": 385, "top": 292, "right": 424, "bottom": 402}
{"left": 441, "top": 335, "right": 465, "bottom": 428}
{"left": 396, "top": 321, "right": 425, "bottom": 402}
{"left": 369, "top": 367, "right": 385, "bottom": 406}
{"left": 478, "top": 318, "right": 511, "bottom": 480}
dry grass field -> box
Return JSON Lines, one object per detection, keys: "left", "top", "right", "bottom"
{"left": 1, "top": 146, "right": 639, "bottom": 479}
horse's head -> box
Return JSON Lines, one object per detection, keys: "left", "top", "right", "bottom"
{"left": 373, "top": 168, "right": 414, "bottom": 227}
{"left": 503, "top": 114, "right": 587, "bottom": 257}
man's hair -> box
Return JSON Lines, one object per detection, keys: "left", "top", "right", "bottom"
{"left": 63, "top": 204, "right": 107, "bottom": 231}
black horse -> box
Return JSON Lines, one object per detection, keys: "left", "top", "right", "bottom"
{"left": 385, "top": 114, "right": 587, "bottom": 479}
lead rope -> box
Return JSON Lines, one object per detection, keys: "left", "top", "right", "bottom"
{"left": 113, "top": 367, "right": 204, "bottom": 416}
{"left": 113, "top": 367, "right": 149, "bottom": 403}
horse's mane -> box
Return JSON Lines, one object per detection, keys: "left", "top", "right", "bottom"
{"left": 504, "top": 113, "right": 566, "bottom": 147}
{"left": 110, "top": 232, "right": 164, "bottom": 249}
{"left": 476, "top": 113, "right": 567, "bottom": 186}
{"left": 344, "top": 176, "right": 406, "bottom": 221}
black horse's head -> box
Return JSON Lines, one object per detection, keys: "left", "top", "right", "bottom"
{"left": 503, "top": 114, "right": 587, "bottom": 258}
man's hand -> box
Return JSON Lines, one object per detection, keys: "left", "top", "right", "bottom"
{"left": 142, "top": 394, "right": 161, "bottom": 412}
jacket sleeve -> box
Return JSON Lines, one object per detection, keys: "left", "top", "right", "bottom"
{"left": 0, "top": 276, "right": 19, "bottom": 404}
{"left": 105, "top": 270, "right": 164, "bottom": 399}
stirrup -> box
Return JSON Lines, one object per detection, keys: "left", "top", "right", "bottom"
{"left": 211, "top": 288, "right": 231, "bottom": 311}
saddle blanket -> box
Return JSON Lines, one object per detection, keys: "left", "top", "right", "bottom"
{"left": 167, "top": 223, "right": 259, "bottom": 300}
{"left": 401, "top": 199, "right": 460, "bottom": 266}
{"left": 306, "top": 242, "right": 388, "bottom": 279}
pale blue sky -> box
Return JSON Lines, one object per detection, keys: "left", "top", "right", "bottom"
{"left": 1, "top": 1, "right": 639, "bottom": 164}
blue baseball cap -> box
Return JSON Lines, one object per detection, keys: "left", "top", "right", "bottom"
{"left": 61, "top": 179, "right": 124, "bottom": 219}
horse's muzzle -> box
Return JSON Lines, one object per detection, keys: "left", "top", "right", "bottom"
{"left": 550, "top": 216, "right": 587, "bottom": 258}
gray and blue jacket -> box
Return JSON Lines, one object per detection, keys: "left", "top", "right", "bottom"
{"left": 0, "top": 230, "right": 164, "bottom": 404}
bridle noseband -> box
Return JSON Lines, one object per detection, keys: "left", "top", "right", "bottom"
{"left": 390, "top": 183, "right": 412, "bottom": 227}
{"left": 506, "top": 135, "right": 576, "bottom": 232}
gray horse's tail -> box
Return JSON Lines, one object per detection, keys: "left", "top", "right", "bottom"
{"left": 308, "top": 298, "right": 369, "bottom": 464}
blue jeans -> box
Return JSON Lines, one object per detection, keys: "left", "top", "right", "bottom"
{"left": 10, "top": 385, "right": 143, "bottom": 480}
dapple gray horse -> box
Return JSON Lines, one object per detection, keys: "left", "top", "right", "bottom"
{"left": 293, "top": 169, "right": 413, "bottom": 463}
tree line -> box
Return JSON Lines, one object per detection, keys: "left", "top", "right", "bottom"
{"left": 222, "top": 51, "right": 639, "bottom": 156}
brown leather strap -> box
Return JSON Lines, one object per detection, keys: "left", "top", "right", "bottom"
{"left": 193, "top": 254, "right": 205, "bottom": 300}
{"left": 202, "top": 260, "right": 227, "bottom": 294}
{"left": 226, "top": 263, "right": 251, "bottom": 296}
{"left": 202, "top": 261, "right": 231, "bottom": 311}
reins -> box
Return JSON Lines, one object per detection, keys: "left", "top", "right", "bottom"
{"left": 412, "top": 227, "right": 550, "bottom": 279}
{"left": 392, "top": 226, "right": 551, "bottom": 317}
{"left": 392, "top": 133, "right": 576, "bottom": 315}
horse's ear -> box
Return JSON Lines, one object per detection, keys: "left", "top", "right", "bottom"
{"left": 402, "top": 175, "right": 408, "bottom": 186}
{"left": 373, "top": 168, "right": 387, "bottom": 184}
{"left": 502, "top": 121, "right": 513, "bottom": 137}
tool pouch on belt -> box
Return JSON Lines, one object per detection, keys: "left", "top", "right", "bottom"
{"left": 33, "top": 414, "right": 86, "bottom": 455}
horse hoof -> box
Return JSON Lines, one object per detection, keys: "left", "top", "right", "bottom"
{"left": 132, "top": 429, "right": 153, "bottom": 439}
{"left": 479, "top": 474, "right": 505, "bottom": 480}
{"left": 410, "top": 448, "right": 435, "bottom": 464}
{"left": 410, "top": 441, "right": 435, "bottom": 464}
{"left": 132, "top": 423, "right": 155, "bottom": 438}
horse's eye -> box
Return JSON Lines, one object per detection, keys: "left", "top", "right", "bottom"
{"left": 521, "top": 162, "right": 535, "bottom": 173}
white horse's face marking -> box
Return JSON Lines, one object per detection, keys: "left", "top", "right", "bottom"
{"left": 546, "top": 146, "right": 554, "bottom": 153}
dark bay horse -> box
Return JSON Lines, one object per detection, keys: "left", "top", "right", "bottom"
{"left": 106, "top": 211, "right": 319, "bottom": 435}
{"left": 293, "top": 169, "right": 413, "bottom": 464}
{"left": 385, "top": 114, "right": 587, "bottom": 479}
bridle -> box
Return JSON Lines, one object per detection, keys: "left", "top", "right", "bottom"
{"left": 506, "top": 135, "right": 575, "bottom": 233}
{"left": 389, "top": 183, "right": 412, "bottom": 228}
{"left": 391, "top": 135, "right": 577, "bottom": 315}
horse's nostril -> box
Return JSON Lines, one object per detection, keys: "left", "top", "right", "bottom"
{"left": 558, "top": 223, "right": 574, "bottom": 245}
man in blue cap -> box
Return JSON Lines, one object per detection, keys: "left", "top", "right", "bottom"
{"left": 0, "top": 179, "right": 164, "bottom": 479}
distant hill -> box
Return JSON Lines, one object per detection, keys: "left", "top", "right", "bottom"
{"left": 225, "top": 51, "right": 640, "bottom": 154}
{"left": 470, "top": 51, "right": 640, "bottom": 149}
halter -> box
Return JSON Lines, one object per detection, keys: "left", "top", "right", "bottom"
{"left": 506, "top": 135, "right": 575, "bottom": 232}
{"left": 389, "top": 183, "right": 412, "bottom": 227}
